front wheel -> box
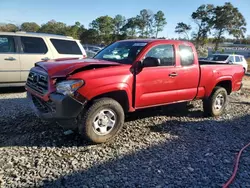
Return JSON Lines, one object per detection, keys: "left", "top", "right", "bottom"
{"left": 79, "top": 98, "right": 125, "bottom": 143}
{"left": 203, "top": 87, "right": 228, "bottom": 117}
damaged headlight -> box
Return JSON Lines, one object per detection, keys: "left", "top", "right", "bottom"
{"left": 56, "top": 80, "right": 84, "bottom": 96}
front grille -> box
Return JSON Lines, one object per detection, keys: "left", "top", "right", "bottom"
{"left": 26, "top": 71, "right": 48, "bottom": 95}
{"left": 31, "top": 95, "right": 56, "bottom": 113}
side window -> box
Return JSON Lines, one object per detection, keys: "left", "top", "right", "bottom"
{"left": 235, "top": 56, "right": 241, "bottom": 62}
{"left": 0, "top": 36, "right": 16, "bottom": 53}
{"left": 145, "top": 44, "right": 175, "bottom": 66}
{"left": 179, "top": 45, "right": 194, "bottom": 66}
{"left": 239, "top": 56, "right": 243, "bottom": 62}
{"left": 21, "top": 37, "right": 48, "bottom": 54}
{"left": 228, "top": 56, "right": 234, "bottom": 62}
{"left": 50, "top": 39, "right": 82, "bottom": 55}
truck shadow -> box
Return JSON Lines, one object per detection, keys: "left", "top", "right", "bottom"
{"left": 0, "top": 97, "right": 204, "bottom": 148}
{"left": 40, "top": 114, "right": 250, "bottom": 187}
{"left": 126, "top": 102, "right": 204, "bottom": 122}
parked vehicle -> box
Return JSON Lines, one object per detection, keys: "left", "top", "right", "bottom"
{"left": 207, "top": 54, "right": 248, "bottom": 73}
{"left": 0, "top": 32, "right": 87, "bottom": 87}
{"left": 82, "top": 44, "right": 103, "bottom": 53}
{"left": 26, "top": 39, "right": 244, "bottom": 143}
{"left": 85, "top": 49, "right": 97, "bottom": 58}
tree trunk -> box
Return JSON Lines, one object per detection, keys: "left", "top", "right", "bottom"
{"left": 184, "top": 32, "right": 189, "bottom": 40}
{"left": 155, "top": 29, "right": 158, "bottom": 38}
{"left": 214, "top": 30, "right": 223, "bottom": 51}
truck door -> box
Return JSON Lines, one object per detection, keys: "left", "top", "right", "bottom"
{"left": 0, "top": 35, "right": 20, "bottom": 83}
{"left": 176, "top": 45, "right": 200, "bottom": 101}
{"left": 135, "top": 44, "right": 181, "bottom": 108}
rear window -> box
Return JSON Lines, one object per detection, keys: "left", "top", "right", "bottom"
{"left": 211, "top": 55, "right": 229, "bottom": 61}
{"left": 50, "top": 39, "right": 82, "bottom": 55}
{"left": 21, "top": 37, "right": 47, "bottom": 54}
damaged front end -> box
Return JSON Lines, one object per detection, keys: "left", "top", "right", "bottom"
{"left": 26, "top": 58, "right": 121, "bottom": 131}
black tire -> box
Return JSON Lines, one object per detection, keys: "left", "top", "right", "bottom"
{"left": 79, "top": 98, "right": 125, "bottom": 143}
{"left": 203, "top": 87, "right": 228, "bottom": 117}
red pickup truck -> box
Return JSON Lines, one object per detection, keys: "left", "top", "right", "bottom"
{"left": 26, "top": 39, "right": 244, "bottom": 143}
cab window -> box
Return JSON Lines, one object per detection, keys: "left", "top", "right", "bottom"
{"left": 145, "top": 44, "right": 175, "bottom": 66}
{"left": 179, "top": 45, "right": 194, "bottom": 66}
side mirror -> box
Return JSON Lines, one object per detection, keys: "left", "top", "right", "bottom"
{"left": 227, "top": 60, "right": 233, "bottom": 64}
{"left": 142, "top": 57, "right": 161, "bottom": 67}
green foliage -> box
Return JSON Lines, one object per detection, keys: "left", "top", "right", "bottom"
{"left": 38, "top": 20, "right": 68, "bottom": 35}
{"left": 80, "top": 29, "right": 101, "bottom": 44}
{"left": 89, "top": 15, "right": 114, "bottom": 44}
{"left": 65, "top": 22, "right": 86, "bottom": 39}
{"left": 136, "top": 9, "right": 154, "bottom": 37}
{"left": 196, "top": 46, "right": 208, "bottom": 58}
{"left": 21, "top": 22, "right": 40, "bottom": 32}
{"left": 191, "top": 4, "right": 214, "bottom": 48}
{"left": 175, "top": 22, "right": 191, "bottom": 39}
{"left": 212, "top": 2, "right": 247, "bottom": 50}
{"left": 0, "top": 24, "right": 19, "bottom": 32}
{"left": 122, "top": 17, "right": 138, "bottom": 38}
{"left": 113, "top": 14, "right": 126, "bottom": 35}
{"left": 154, "top": 11, "right": 167, "bottom": 38}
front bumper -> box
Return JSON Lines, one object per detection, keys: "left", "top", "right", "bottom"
{"left": 27, "top": 92, "right": 86, "bottom": 129}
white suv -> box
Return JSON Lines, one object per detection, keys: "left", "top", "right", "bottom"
{"left": 0, "top": 32, "right": 87, "bottom": 87}
{"left": 208, "top": 54, "right": 248, "bottom": 73}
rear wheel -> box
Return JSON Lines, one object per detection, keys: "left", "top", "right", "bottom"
{"left": 203, "top": 87, "right": 228, "bottom": 117}
{"left": 79, "top": 98, "right": 125, "bottom": 143}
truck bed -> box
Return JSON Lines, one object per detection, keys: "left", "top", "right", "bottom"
{"left": 199, "top": 60, "right": 231, "bottom": 65}
{"left": 197, "top": 60, "right": 244, "bottom": 98}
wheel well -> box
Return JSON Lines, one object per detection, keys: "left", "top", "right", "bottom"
{"left": 91, "top": 90, "right": 129, "bottom": 112}
{"left": 216, "top": 80, "right": 232, "bottom": 94}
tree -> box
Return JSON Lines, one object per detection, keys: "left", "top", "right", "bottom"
{"left": 89, "top": 16, "right": 114, "bottom": 44}
{"left": 21, "top": 22, "right": 40, "bottom": 32}
{"left": 175, "top": 22, "right": 191, "bottom": 39}
{"left": 113, "top": 15, "right": 126, "bottom": 35}
{"left": 38, "top": 20, "right": 68, "bottom": 35}
{"left": 80, "top": 29, "right": 101, "bottom": 44}
{"left": 154, "top": 11, "right": 167, "bottom": 38}
{"left": 65, "top": 22, "right": 85, "bottom": 39}
{"left": 191, "top": 4, "right": 214, "bottom": 48}
{"left": 0, "top": 23, "right": 19, "bottom": 32}
{"left": 212, "top": 2, "right": 247, "bottom": 50}
{"left": 136, "top": 9, "right": 154, "bottom": 37}
{"left": 122, "top": 17, "right": 138, "bottom": 38}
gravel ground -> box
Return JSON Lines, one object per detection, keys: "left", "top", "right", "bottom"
{"left": 0, "top": 85, "right": 250, "bottom": 188}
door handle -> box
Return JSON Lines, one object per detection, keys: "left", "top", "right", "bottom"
{"left": 41, "top": 57, "right": 50, "bottom": 61}
{"left": 169, "top": 72, "right": 178, "bottom": 77}
{"left": 4, "top": 57, "right": 16, "bottom": 61}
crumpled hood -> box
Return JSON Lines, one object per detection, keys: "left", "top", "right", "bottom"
{"left": 34, "top": 58, "right": 121, "bottom": 78}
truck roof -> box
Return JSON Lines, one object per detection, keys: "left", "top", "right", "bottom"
{"left": 119, "top": 39, "right": 193, "bottom": 45}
